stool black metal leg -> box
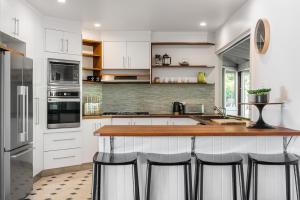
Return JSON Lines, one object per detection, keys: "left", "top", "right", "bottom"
{"left": 232, "top": 165, "right": 237, "bottom": 200}
{"left": 133, "top": 162, "right": 140, "bottom": 200}
{"left": 97, "top": 164, "right": 102, "bottom": 200}
{"left": 294, "top": 164, "right": 300, "bottom": 200}
{"left": 285, "top": 164, "right": 291, "bottom": 200}
{"left": 238, "top": 163, "right": 246, "bottom": 200}
{"left": 194, "top": 161, "right": 200, "bottom": 200}
{"left": 184, "top": 164, "right": 189, "bottom": 200}
{"left": 92, "top": 163, "right": 98, "bottom": 200}
{"left": 188, "top": 163, "right": 192, "bottom": 200}
{"left": 253, "top": 163, "right": 258, "bottom": 200}
{"left": 146, "top": 163, "right": 152, "bottom": 200}
{"left": 246, "top": 158, "right": 252, "bottom": 200}
{"left": 200, "top": 163, "right": 204, "bottom": 200}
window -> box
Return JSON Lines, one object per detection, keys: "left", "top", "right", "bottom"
{"left": 241, "top": 70, "right": 250, "bottom": 118}
{"left": 223, "top": 69, "right": 238, "bottom": 115}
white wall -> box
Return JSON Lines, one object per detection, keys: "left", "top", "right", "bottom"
{"left": 216, "top": 1, "right": 300, "bottom": 199}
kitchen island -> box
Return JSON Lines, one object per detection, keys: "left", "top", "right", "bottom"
{"left": 93, "top": 117, "right": 300, "bottom": 200}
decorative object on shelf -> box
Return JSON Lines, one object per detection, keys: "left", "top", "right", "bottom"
{"left": 162, "top": 53, "right": 171, "bottom": 66}
{"left": 83, "top": 96, "right": 101, "bottom": 116}
{"left": 255, "top": 18, "right": 270, "bottom": 54}
{"left": 153, "top": 77, "right": 160, "bottom": 83}
{"left": 179, "top": 59, "right": 189, "bottom": 66}
{"left": 240, "top": 102, "right": 283, "bottom": 129}
{"left": 197, "top": 72, "right": 206, "bottom": 84}
{"left": 248, "top": 88, "right": 271, "bottom": 103}
{"left": 154, "top": 54, "right": 162, "bottom": 65}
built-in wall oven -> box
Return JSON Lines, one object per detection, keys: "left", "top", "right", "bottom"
{"left": 47, "top": 86, "right": 80, "bottom": 129}
{"left": 48, "top": 59, "right": 80, "bottom": 86}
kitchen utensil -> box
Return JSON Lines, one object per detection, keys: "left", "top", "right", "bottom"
{"left": 162, "top": 54, "right": 171, "bottom": 66}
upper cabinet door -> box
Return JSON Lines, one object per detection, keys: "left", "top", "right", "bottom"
{"left": 103, "top": 41, "right": 127, "bottom": 69}
{"left": 45, "top": 29, "right": 64, "bottom": 53}
{"left": 0, "top": 0, "right": 18, "bottom": 38}
{"left": 126, "top": 42, "right": 150, "bottom": 69}
{"left": 63, "top": 31, "right": 82, "bottom": 55}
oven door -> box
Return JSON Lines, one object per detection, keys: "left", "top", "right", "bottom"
{"left": 48, "top": 59, "right": 80, "bottom": 86}
{"left": 47, "top": 98, "right": 80, "bottom": 129}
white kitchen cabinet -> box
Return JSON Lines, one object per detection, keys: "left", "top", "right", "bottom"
{"left": 63, "top": 31, "right": 82, "bottom": 55}
{"left": 45, "top": 29, "right": 64, "bottom": 53}
{"left": 103, "top": 41, "right": 127, "bottom": 69}
{"left": 170, "top": 118, "right": 199, "bottom": 125}
{"left": 44, "top": 132, "right": 82, "bottom": 152}
{"left": 126, "top": 42, "right": 150, "bottom": 69}
{"left": 151, "top": 118, "right": 172, "bottom": 125}
{"left": 45, "top": 28, "right": 81, "bottom": 55}
{"left": 103, "top": 41, "right": 150, "bottom": 69}
{"left": 82, "top": 119, "right": 111, "bottom": 163}
{"left": 44, "top": 148, "right": 82, "bottom": 170}
{"left": 0, "top": 0, "right": 19, "bottom": 38}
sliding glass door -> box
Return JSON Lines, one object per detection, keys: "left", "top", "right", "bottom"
{"left": 240, "top": 70, "right": 250, "bottom": 118}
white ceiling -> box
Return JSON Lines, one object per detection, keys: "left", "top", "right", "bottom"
{"left": 26, "top": 0, "right": 248, "bottom": 31}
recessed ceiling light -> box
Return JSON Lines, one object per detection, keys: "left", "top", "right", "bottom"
{"left": 94, "top": 23, "right": 101, "bottom": 28}
{"left": 57, "top": 0, "right": 66, "bottom": 3}
{"left": 200, "top": 22, "right": 207, "bottom": 27}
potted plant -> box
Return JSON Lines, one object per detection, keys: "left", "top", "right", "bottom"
{"left": 247, "top": 88, "right": 271, "bottom": 103}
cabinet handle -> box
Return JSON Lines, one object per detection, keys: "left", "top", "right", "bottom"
{"left": 53, "top": 156, "right": 76, "bottom": 160}
{"left": 16, "top": 19, "right": 20, "bottom": 36}
{"left": 12, "top": 18, "right": 17, "bottom": 35}
{"left": 53, "top": 138, "right": 76, "bottom": 142}
{"left": 61, "top": 39, "right": 64, "bottom": 52}
{"left": 34, "top": 98, "right": 39, "bottom": 125}
{"left": 123, "top": 56, "right": 125, "bottom": 67}
{"left": 66, "top": 39, "right": 69, "bottom": 52}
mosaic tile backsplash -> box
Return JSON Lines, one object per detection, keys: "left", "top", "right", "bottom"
{"left": 83, "top": 84, "right": 215, "bottom": 114}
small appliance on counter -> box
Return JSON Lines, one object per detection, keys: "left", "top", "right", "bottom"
{"left": 184, "top": 104, "right": 205, "bottom": 115}
{"left": 162, "top": 54, "right": 172, "bottom": 66}
{"left": 83, "top": 96, "right": 101, "bottom": 116}
{"left": 172, "top": 102, "right": 185, "bottom": 115}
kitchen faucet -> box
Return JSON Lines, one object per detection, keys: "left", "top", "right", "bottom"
{"left": 214, "top": 106, "right": 227, "bottom": 117}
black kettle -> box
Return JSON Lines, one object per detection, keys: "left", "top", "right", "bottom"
{"left": 173, "top": 102, "right": 185, "bottom": 115}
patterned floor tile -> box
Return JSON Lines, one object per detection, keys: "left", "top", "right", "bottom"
{"left": 26, "top": 170, "right": 93, "bottom": 200}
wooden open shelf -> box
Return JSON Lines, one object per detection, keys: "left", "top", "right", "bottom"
{"left": 151, "top": 82, "right": 215, "bottom": 85}
{"left": 152, "top": 65, "right": 215, "bottom": 68}
{"left": 101, "top": 73, "right": 150, "bottom": 77}
{"left": 82, "top": 67, "right": 102, "bottom": 71}
{"left": 82, "top": 53, "right": 101, "bottom": 57}
{"left": 151, "top": 42, "right": 215, "bottom": 46}
{"left": 82, "top": 39, "right": 102, "bottom": 82}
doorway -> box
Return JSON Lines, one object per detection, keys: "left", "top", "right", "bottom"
{"left": 220, "top": 37, "right": 251, "bottom": 118}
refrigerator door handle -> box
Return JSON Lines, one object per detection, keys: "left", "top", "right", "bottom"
{"left": 17, "top": 86, "right": 26, "bottom": 142}
{"left": 25, "top": 86, "right": 29, "bottom": 141}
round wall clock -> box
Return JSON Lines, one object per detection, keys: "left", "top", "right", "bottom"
{"left": 255, "top": 19, "right": 270, "bottom": 54}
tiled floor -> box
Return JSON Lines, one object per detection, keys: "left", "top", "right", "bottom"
{"left": 25, "top": 169, "right": 93, "bottom": 200}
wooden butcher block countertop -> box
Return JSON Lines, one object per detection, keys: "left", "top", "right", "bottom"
{"left": 95, "top": 125, "right": 300, "bottom": 137}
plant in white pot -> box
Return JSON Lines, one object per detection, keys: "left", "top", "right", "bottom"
{"left": 248, "top": 88, "right": 271, "bottom": 103}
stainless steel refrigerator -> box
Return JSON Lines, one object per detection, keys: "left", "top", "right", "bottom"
{"left": 0, "top": 50, "right": 33, "bottom": 200}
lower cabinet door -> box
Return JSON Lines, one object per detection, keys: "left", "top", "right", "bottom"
{"left": 44, "top": 148, "right": 82, "bottom": 169}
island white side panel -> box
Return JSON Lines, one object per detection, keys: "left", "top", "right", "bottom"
{"left": 97, "top": 136, "right": 289, "bottom": 200}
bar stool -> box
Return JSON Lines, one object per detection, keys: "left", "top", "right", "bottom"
{"left": 194, "top": 153, "right": 246, "bottom": 200}
{"left": 92, "top": 152, "right": 140, "bottom": 200}
{"left": 145, "top": 153, "right": 192, "bottom": 200}
{"left": 246, "top": 153, "right": 300, "bottom": 200}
